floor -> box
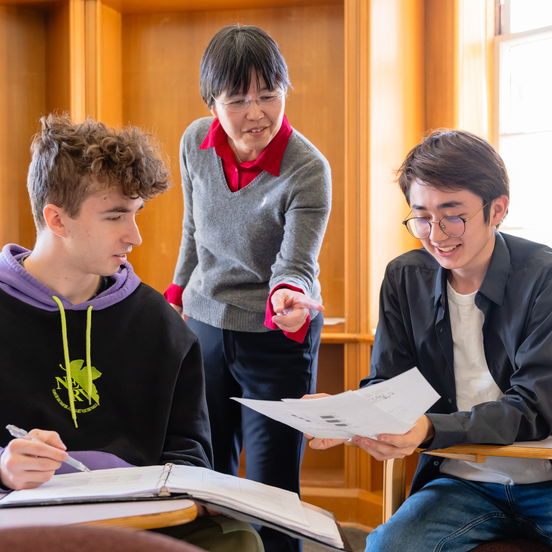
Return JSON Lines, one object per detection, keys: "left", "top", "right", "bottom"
{"left": 304, "top": 526, "right": 369, "bottom": 552}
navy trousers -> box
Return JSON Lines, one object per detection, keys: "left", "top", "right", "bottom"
{"left": 187, "top": 315, "right": 323, "bottom": 552}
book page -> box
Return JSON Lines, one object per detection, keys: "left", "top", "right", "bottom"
{"left": 353, "top": 368, "right": 440, "bottom": 425}
{"left": 301, "top": 502, "right": 344, "bottom": 548}
{"left": 167, "top": 465, "right": 308, "bottom": 528}
{"left": 281, "top": 393, "right": 412, "bottom": 438}
{"left": 0, "top": 466, "right": 163, "bottom": 506}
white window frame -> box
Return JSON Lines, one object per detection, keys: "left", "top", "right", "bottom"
{"left": 494, "top": 1, "right": 552, "bottom": 245}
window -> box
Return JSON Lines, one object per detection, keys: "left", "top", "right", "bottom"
{"left": 496, "top": 0, "right": 552, "bottom": 245}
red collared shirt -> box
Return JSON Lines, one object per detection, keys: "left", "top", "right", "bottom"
{"left": 165, "top": 115, "right": 311, "bottom": 342}
{"left": 199, "top": 115, "right": 293, "bottom": 191}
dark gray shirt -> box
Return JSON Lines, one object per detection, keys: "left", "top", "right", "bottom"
{"left": 362, "top": 231, "right": 552, "bottom": 492}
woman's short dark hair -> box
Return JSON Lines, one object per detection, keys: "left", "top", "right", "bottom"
{"left": 397, "top": 129, "right": 510, "bottom": 223}
{"left": 200, "top": 25, "right": 290, "bottom": 109}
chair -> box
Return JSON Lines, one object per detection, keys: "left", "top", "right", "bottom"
{"left": 0, "top": 524, "right": 207, "bottom": 552}
{"left": 382, "top": 443, "right": 552, "bottom": 552}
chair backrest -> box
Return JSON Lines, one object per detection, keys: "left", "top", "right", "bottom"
{"left": 0, "top": 525, "right": 207, "bottom": 552}
{"left": 382, "top": 456, "right": 407, "bottom": 523}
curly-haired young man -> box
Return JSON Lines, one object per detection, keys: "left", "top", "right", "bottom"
{"left": 0, "top": 114, "right": 262, "bottom": 552}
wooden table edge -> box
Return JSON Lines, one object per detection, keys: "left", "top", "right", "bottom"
{"left": 76, "top": 502, "right": 198, "bottom": 530}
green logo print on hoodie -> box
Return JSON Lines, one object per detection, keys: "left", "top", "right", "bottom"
{"left": 52, "top": 359, "right": 102, "bottom": 415}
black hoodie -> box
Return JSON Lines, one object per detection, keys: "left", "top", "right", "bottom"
{"left": 0, "top": 244, "right": 212, "bottom": 475}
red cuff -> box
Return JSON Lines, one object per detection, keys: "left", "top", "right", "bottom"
{"left": 164, "top": 283, "right": 184, "bottom": 306}
{"left": 284, "top": 315, "right": 311, "bottom": 343}
{"left": 264, "top": 284, "right": 311, "bottom": 343}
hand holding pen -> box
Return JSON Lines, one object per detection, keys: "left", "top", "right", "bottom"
{"left": 6, "top": 425, "right": 90, "bottom": 472}
{"left": 1, "top": 424, "right": 90, "bottom": 491}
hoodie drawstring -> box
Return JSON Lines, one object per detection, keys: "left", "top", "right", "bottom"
{"left": 52, "top": 296, "right": 94, "bottom": 428}
{"left": 86, "top": 306, "right": 93, "bottom": 406}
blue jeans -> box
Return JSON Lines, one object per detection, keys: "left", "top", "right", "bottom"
{"left": 366, "top": 476, "right": 552, "bottom": 551}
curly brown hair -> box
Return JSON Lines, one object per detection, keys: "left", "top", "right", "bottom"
{"left": 27, "top": 113, "right": 170, "bottom": 229}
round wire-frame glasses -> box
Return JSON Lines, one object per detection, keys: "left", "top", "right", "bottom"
{"left": 402, "top": 202, "right": 488, "bottom": 239}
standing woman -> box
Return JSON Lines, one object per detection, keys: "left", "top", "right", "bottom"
{"left": 165, "top": 25, "right": 331, "bottom": 552}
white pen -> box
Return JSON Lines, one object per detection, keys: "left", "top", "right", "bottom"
{"left": 5, "top": 424, "right": 91, "bottom": 472}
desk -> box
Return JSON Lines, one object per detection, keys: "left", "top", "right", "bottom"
{"left": 420, "top": 442, "right": 552, "bottom": 463}
{"left": 0, "top": 499, "right": 198, "bottom": 531}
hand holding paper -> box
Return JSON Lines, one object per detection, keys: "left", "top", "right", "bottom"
{"left": 233, "top": 368, "right": 440, "bottom": 440}
{"left": 350, "top": 414, "right": 435, "bottom": 460}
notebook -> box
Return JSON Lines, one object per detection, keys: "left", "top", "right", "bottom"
{"left": 0, "top": 464, "right": 350, "bottom": 551}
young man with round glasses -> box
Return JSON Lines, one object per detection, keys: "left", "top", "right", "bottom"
{"left": 309, "top": 129, "right": 552, "bottom": 550}
{"left": 165, "top": 24, "right": 331, "bottom": 552}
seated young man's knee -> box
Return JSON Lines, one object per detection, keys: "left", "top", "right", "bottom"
{"left": 153, "top": 515, "right": 264, "bottom": 552}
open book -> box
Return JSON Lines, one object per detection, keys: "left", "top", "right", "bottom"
{"left": 0, "top": 464, "right": 349, "bottom": 551}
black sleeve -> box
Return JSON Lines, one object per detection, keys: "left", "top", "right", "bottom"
{"left": 360, "top": 263, "right": 418, "bottom": 388}
{"left": 162, "top": 338, "right": 213, "bottom": 468}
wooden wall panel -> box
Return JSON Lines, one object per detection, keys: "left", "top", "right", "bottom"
{"left": 98, "top": 2, "right": 122, "bottom": 127}
{"left": 301, "top": 343, "right": 344, "bottom": 478}
{"left": 105, "top": 0, "right": 339, "bottom": 11}
{"left": 343, "top": 0, "right": 369, "bottom": 339}
{"left": 0, "top": 5, "right": 47, "bottom": 249}
{"left": 282, "top": 5, "right": 345, "bottom": 320}
{"left": 368, "top": 0, "right": 424, "bottom": 329}
{"left": 346, "top": 0, "right": 425, "bottom": 494}
{"left": 341, "top": 0, "right": 369, "bottom": 491}
{"left": 45, "top": 3, "right": 72, "bottom": 115}
{"left": 425, "top": 0, "right": 456, "bottom": 130}
{"left": 120, "top": 5, "right": 345, "bottom": 316}
{"left": 425, "top": 0, "right": 495, "bottom": 137}
{"left": 0, "top": 1, "right": 83, "bottom": 250}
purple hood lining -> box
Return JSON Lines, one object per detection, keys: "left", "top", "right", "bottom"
{"left": 0, "top": 244, "right": 141, "bottom": 311}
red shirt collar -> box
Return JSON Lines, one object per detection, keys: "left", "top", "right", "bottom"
{"left": 199, "top": 115, "right": 293, "bottom": 176}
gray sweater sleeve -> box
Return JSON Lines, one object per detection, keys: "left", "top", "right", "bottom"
{"left": 173, "top": 132, "right": 198, "bottom": 288}
{"left": 268, "top": 146, "right": 331, "bottom": 296}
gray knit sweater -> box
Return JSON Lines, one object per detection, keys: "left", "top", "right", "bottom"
{"left": 173, "top": 117, "right": 331, "bottom": 332}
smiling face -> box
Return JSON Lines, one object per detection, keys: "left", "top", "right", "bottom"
{"left": 409, "top": 180, "right": 509, "bottom": 292}
{"left": 61, "top": 185, "right": 144, "bottom": 278}
{"left": 210, "top": 72, "right": 285, "bottom": 162}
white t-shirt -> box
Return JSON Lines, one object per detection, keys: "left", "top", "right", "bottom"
{"left": 439, "top": 281, "right": 552, "bottom": 484}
